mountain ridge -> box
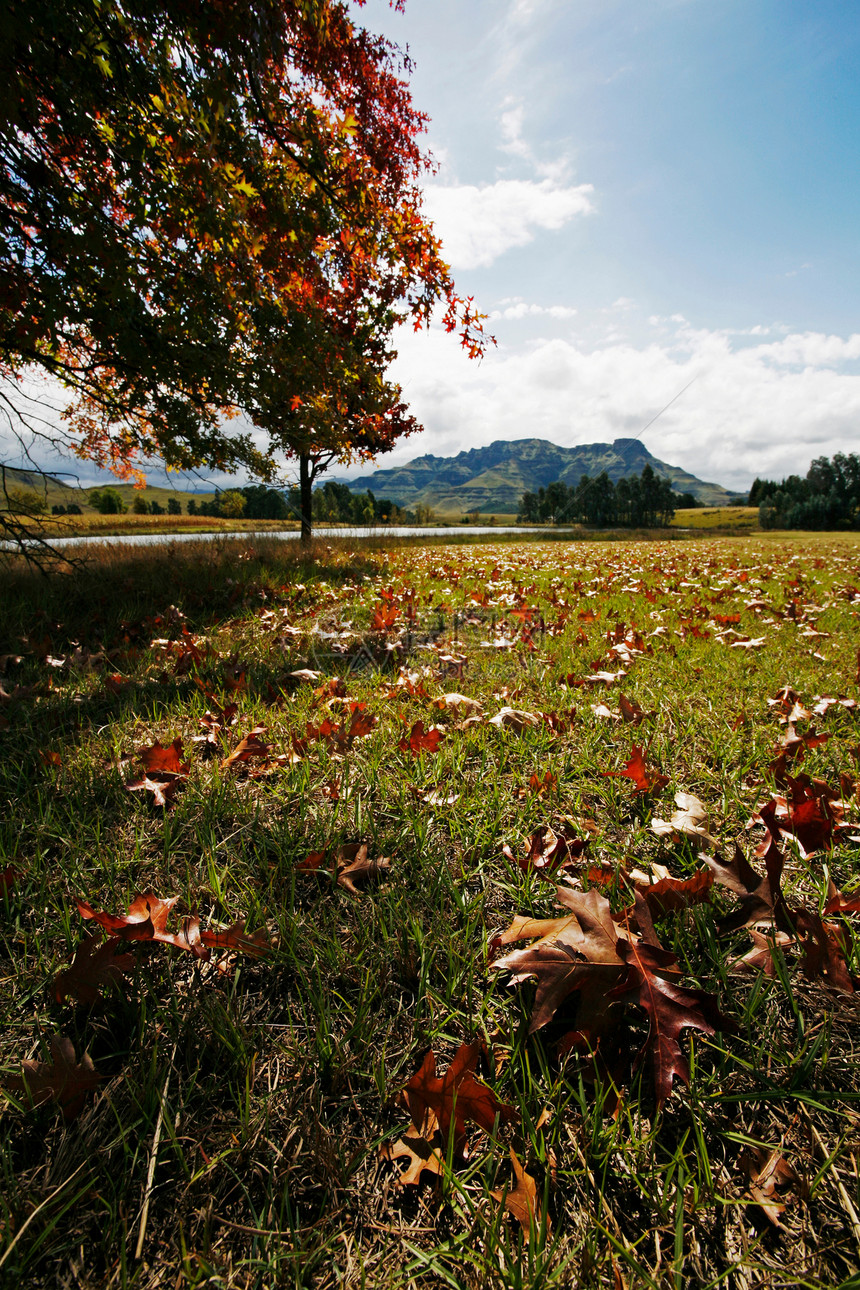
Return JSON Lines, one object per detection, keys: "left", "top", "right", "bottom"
{"left": 338, "top": 437, "right": 736, "bottom": 513}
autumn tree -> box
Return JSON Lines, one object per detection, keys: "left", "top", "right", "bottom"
{"left": 0, "top": 0, "right": 486, "bottom": 550}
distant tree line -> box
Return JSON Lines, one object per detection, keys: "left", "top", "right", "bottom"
{"left": 192, "top": 482, "right": 403, "bottom": 524}
{"left": 44, "top": 482, "right": 403, "bottom": 523}
{"left": 518, "top": 465, "right": 677, "bottom": 527}
{"left": 749, "top": 454, "right": 860, "bottom": 530}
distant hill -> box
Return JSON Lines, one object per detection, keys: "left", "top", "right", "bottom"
{"left": 339, "top": 438, "right": 736, "bottom": 514}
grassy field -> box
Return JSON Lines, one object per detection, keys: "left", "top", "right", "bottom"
{"left": 670, "top": 507, "right": 760, "bottom": 533}
{"left": 1, "top": 531, "right": 860, "bottom": 1288}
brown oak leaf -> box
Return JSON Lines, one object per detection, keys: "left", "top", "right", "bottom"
{"left": 52, "top": 935, "right": 136, "bottom": 1005}
{"left": 295, "top": 844, "right": 390, "bottom": 897}
{"left": 7, "top": 1035, "right": 101, "bottom": 1120}
{"left": 77, "top": 891, "right": 206, "bottom": 957}
{"left": 400, "top": 1042, "right": 517, "bottom": 1154}
{"left": 491, "top": 1148, "right": 551, "bottom": 1243}
{"left": 610, "top": 935, "right": 726, "bottom": 1106}
{"left": 140, "top": 737, "right": 189, "bottom": 776}
{"left": 502, "top": 826, "right": 586, "bottom": 878}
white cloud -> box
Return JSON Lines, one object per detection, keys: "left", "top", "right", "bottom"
{"left": 377, "top": 319, "right": 860, "bottom": 492}
{"left": 489, "top": 298, "right": 578, "bottom": 320}
{"left": 422, "top": 178, "right": 594, "bottom": 269}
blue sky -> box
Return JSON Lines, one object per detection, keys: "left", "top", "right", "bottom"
{"left": 347, "top": 0, "right": 860, "bottom": 493}
{"left": 5, "top": 0, "right": 859, "bottom": 494}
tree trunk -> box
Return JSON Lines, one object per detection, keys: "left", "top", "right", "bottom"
{"left": 299, "top": 452, "right": 313, "bottom": 544}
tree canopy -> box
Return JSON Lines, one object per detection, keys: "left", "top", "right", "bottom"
{"left": 518, "top": 466, "right": 677, "bottom": 528}
{"left": 1, "top": 0, "right": 487, "bottom": 545}
{"left": 751, "top": 453, "right": 860, "bottom": 530}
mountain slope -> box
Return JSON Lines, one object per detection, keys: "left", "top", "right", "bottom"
{"left": 341, "top": 438, "right": 735, "bottom": 513}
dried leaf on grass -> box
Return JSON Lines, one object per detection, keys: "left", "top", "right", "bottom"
{"left": 651, "top": 792, "right": 718, "bottom": 847}
{"left": 741, "top": 1147, "right": 801, "bottom": 1227}
{"left": 502, "top": 825, "right": 586, "bottom": 878}
{"left": 52, "top": 935, "right": 136, "bottom": 1005}
{"left": 488, "top": 707, "right": 540, "bottom": 732}
{"left": 77, "top": 891, "right": 206, "bottom": 957}
{"left": 492, "top": 886, "right": 729, "bottom": 1105}
{"left": 295, "top": 844, "right": 390, "bottom": 897}
{"left": 383, "top": 1042, "right": 518, "bottom": 1186}
{"left": 398, "top": 720, "right": 445, "bottom": 756}
{"left": 6, "top": 1036, "right": 101, "bottom": 1121}
{"left": 603, "top": 745, "right": 669, "bottom": 794}
{"left": 491, "top": 1148, "right": 551, "bottom": 1242}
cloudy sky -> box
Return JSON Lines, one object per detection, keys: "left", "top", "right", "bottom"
{"left": 5, "top": 0, "right": 859, "bottom": 494}
{"left": 348, "top": 0, "right": 860, "bottom": 494}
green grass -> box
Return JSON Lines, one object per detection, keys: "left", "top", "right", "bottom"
{"left": 2, "top": 532, "right": 860, "bottom": 1287}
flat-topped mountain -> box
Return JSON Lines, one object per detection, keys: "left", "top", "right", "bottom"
{"left": 340, "top": 437, "right": 735, "bottom": 513}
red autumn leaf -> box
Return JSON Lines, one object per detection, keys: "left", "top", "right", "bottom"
{"left": 312, "top": 675, "right": 348, "bottom": 702}
{"left": 346, "top": 704, "right": 376, "bottom": 740}
{"left": 398, "top": 720, "right": 445, "bottom": 756}
{"left": 192, "top": 703, "right": 240, "bottom": 755}
{"left": 795, "top": 908, "right": 855, "bottom": 993}
{"left": 609, "top": 934, "right": 726, "bottom": 1106}
{"left": 823, "top": 879, "right": 860, "bottom": 917}
{"left": 493, "top": 887, "right": 728, "bottom": 1104}
{"left": 77, "top": 891, "right": 206, "bottom": 958}
{"left": 306, "top": 705, "right": 377, "bottom": 752}
{"left": 619, "top": 694, "right": 654, "bottom": 725}
{"left": 6, "top": 1035, "right": 101, "bottom": 1121}
{"left": 52, "top": 934, "right": 136, "bottom": 1005}
{"left": 104, "top": 672, "right": 131, "bottom": 696}
{"left": 139, "top": 737, "right": 189, "bottom": 776}
{"left": 371, "top": 603, "right": 399, "bottom": 630}
{"left": 632, "top": 868, "right": 714, "bottom": 920}
{"left": 199, "top": 921, "right": 270, "bottom": 958}
{"left": 1, "top": 865, "right": 18, "bottom": 898}
{"left": 518, "top": 770, "right": 557, "bottom": 800}
{"left": 774, "top": 775, "right": 838, "bottom": 853}
{"left": 401, "top": 1042, "right": 517, "bottom": 1154}
{"left": 603, "top": 745, "right": 669, "bottom": 794}
{"left": 39, "top": 749, "right": 63, "bottom": 769}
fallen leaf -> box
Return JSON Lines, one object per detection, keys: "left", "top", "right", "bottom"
{"left": 295, "top": 844, "right": 390, "bottom": 897}
{"left": 199, "top": 921, "right": 270, "bottom": 958}
{"left": 77, "top": 891, "right": 206, "bottom": 957}
{"left": 502, "top": 826, "right": 586, "bottom": 878}
{"left": 401, "top": 1042, "right": 517, "bottom": 1153}
{"left": 488, "top": 707, "right": 540, "bottom": 732}
{"left": 603, "top": 745, "right": 669, "bottom": 794}
{"left": 52, "top": 935, "right": 136, "bottom": 1005}
{"left": 398, "top": 720, "right": 445, "bottom": 756}
{"left": 6, "top": 1035, "right": 101, "bottom": 1120}
{"left": 140, "top": 737, "right": 190, "bottom": 776}
{"left": 491, "top": 1148, "right": 551, "bottom": 1242}
{"left": 610, "top": 933, "right": 726, "bottom": 1106}
{"left": 433, "top": 692, "right": 482, "bottom": 715}
{"left": 381, "top": 1124, "right": 444, "bottom": 1186}
{"left": 741, "top": 1147, "right": 799, "bottom": 1227}
{"left": 651, "top": 792, "right": 718, "bottom": 847}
